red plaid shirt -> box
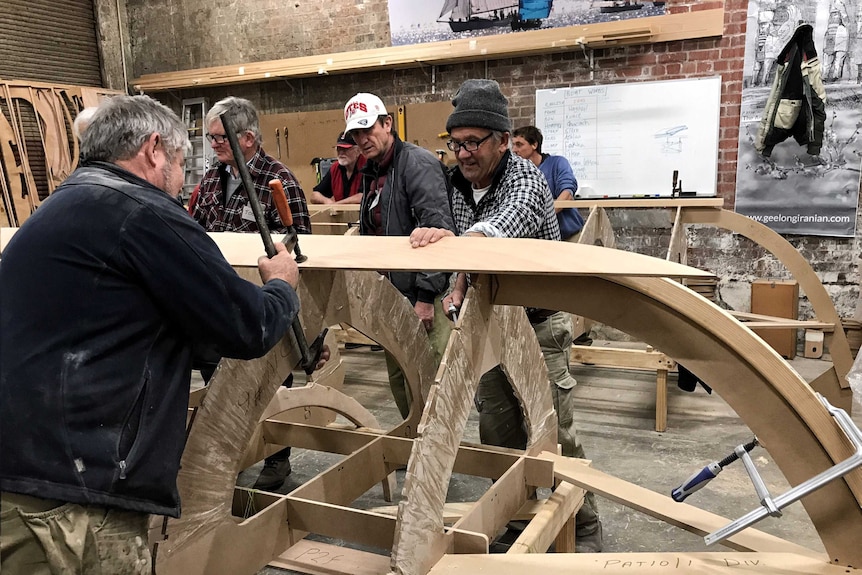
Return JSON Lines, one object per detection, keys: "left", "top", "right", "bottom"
{"left": 191, "top": 148, "right": 310, "bottom": 234}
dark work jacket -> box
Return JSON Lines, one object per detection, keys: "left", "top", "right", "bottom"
{"left": 359, "top": 135, "right": 456, "bottom": 304}
{"left": 755, "top": 24, "right": 827, "bottom": 157}
{"left": 0, "top": 162, "right": 299, "bottom": 517}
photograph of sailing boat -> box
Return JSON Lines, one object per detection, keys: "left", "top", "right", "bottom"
{"left": 388, "top": 0, "right": 666, "bottom": 46}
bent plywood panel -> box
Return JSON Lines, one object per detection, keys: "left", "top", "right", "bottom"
{"left": 211, "top": 233, "right": 861, "bottom": 567}
{"left": 209, "top": 233, "right": 715, "bottom": 279}
{"left": 680, "top": 207, "right": 854, "bottom": 386}
{"left": 393, "top": 279, "right": 557, "bottom": 575}
{"left": 492, "top": 274, "right": 862, "bottom": 566}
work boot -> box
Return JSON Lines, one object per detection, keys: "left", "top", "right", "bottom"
{"left": 575, "top": 520, "right": 603, "bottom": 553}
{"left": 573, "top": 332, "right": 593, "bottom": 346}
{"left": 253, "top": 448, "right": 292, "bottom": 491}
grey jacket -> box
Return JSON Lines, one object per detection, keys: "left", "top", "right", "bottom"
{"left": 359, "top": 135, "right": 456, "bottom": 303}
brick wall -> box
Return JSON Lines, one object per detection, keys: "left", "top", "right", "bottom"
{"left": 126, "top": 0, "right": 389, "bottom": 78}
{"left": 129, "top": 0, "right": 861, "bottom": 320}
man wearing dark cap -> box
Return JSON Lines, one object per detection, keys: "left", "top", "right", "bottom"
{"left": 342, "top": 92, "right": 457, "bottom": 420}
{"left": 311, "top": 132, "right": 367, "bottom": 205}
{"left": 410, "top": 78, "right": 603, "bottom": 553}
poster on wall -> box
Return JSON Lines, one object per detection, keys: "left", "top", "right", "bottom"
{"left": 387, "top": 0, "right": 666, "bottom": 46}
{"left": 734, "top": 0, "right": 862, "bottom": 238}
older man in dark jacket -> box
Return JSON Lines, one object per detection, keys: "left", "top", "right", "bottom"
{"left": 0, "top": 95, "right": 301, "bottom": 574}
{"left": 344, "top": 92, "right": 457, "bottom": 419}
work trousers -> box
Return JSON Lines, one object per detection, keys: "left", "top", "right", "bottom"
{"left": 0, "top": 491, "right": 151, "bottom": 574}
{"left": 475, "top": 311, "right": 600, "bottom": 535}
{"left": 386, "top": 294, "right": 453, "bottom": 419}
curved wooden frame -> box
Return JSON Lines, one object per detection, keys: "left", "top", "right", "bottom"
{"left": 679, "top": 207, "right": 854, "bottom": 397}
{"left": 143, "top": 233, "right": 861, "bottom": 574}
{"left": 394, "top": 281, "right": 558, "bottom": 575}
{"left": 3, "top": 225, "right": 850, "bottom": 574}
{"left": 574, "top": 203, "right": 853, "bottom": 411}
{"left": 392, "top": 272, "right": 862, "bottom": 573}
{"left": 295, "top": 269, "right": 438, "bottom": 437}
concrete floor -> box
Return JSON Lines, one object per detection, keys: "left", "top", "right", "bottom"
{"left": 240, "top": 342, "right": 859, "bottom": 574}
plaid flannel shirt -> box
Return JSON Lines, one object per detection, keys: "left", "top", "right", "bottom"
{"left": 191, "top": 147, "right": 310, "bottom": 234}
{"left": 450, "top": 151, "right": 561, "bottom": 241}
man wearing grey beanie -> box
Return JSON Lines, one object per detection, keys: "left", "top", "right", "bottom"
{"left": 411, "top": 78, "right": 603, "bottom": 553}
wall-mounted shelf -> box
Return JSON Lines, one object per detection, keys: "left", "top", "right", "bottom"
{"left": 133, "top": 8, "right": 724, "bottom": 92}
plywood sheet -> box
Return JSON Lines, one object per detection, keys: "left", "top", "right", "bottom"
{"left": 209, "top": 233, "right": 714, "bottom": 279}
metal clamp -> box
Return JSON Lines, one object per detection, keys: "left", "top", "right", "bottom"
{"left": 705, "top": 393, "right": 862, "bottom": 546}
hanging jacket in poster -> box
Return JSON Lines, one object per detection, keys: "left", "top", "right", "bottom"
{"left": 755, "top": 23, "right": 827, "bottom": 157}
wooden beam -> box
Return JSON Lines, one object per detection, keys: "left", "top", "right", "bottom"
{"left": 269, "top": 540, "right": 390, "bottom": 575}
{"left": 655, "top": 368, "right": 668, "bottom": 433}
{"left": 558, "top": 197, "right": 723, "bottom": 209}
{"left": 286, "top": 498, "right": 397, "bottom": 550}
{"left": 570, "top": 345, "right": 675, "bottom": 370}
{"left": 429, "top": 553, "right": 845, "bottom": 574}
{"left": 133, "top": 9, "right": 724, "bottom": 91}
{"left": 730, "top": 311, "right": 835, "bottom": 331}
{"left": 508, "top": 481, "right": 584, "bottom": 555}
{"left": 541, "top": 453, "right": 825, "bottom": 558}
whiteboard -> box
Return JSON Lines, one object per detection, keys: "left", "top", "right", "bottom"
{"left": 535, "top": 77, "right": 721, "bottom": 198}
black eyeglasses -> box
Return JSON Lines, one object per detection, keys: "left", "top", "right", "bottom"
{"left": 206, "top": 133, "right": 227, "bottom": 144}
{"left": 447, "top": 132, "right": 494, "bottom": 153}
{"left": 205, "top": 132, "right": 241, "bottom": 144}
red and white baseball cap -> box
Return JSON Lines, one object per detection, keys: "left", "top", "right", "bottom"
{"left": 344, "top": 93, "right": 388, "bottom": 133}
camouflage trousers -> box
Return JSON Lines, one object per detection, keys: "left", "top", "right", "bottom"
{"left": 386, "top": 294, "right": 453, "bottom": 420}
{"left": 0, "top": 491, "right": 151, "bottom": 575}
{"left": 474, "top": 311, "right": 600, "bottom": 536}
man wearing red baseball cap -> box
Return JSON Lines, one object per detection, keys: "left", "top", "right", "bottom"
{"left": 311, "top": 131, "right": 367, "bottom": 204}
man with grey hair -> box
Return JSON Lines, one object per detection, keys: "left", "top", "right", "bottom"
{"left": 190, "top": 96, "right": 311, "bottom": 489}
{"left": 72, "top": 106, "right": 98, "bottom": 141}
{"left": 0, "top": 95, "right": 303, "bottom": 572}
{"left": 410, "top": 79, "right": 603, "bottom": 553}
{"left": 190, "top": 96, "right": 310, "bottom": 234}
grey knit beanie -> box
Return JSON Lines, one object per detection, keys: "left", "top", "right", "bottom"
{"left": 446, "top": 79, "right": 512, "bottom": 134}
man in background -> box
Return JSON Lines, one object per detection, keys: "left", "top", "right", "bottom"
{"left": 410, "top": 79, "right": 603, "bottom": 553}
{"left": 190, "top": 96, "right": 310, "bottom": 490}
{"left": 344, "top": 92, "right": 456, "bottom": 420}
{"left": 72, "top": 106, "right": 98, "bottom": 141}
{"left": 311, "top": 131, "right": 366, "bottom": 204}
{"left": 0, "top": 95, "right": 301, "bottom": 573}
{"left": 512, "top": 125, "right": 584, "bottom": 241}
{"left": 190, "top": 96, "right": 310, "bottom": 234}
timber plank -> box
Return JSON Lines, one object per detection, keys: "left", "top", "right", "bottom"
{"left": 540, "top": 453, "right": 824, "bottom": 558}
{"left": 133, "top": 10, "right": 724, "bottom": 91}
{"left": 270, "top": 540, "right": 390, "bottom": 575}
{"left": 209, "top": 233, "right": 714, "bottom": 279}
{"left": 428, "top": 552, "right": 850, "bottom": 574}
